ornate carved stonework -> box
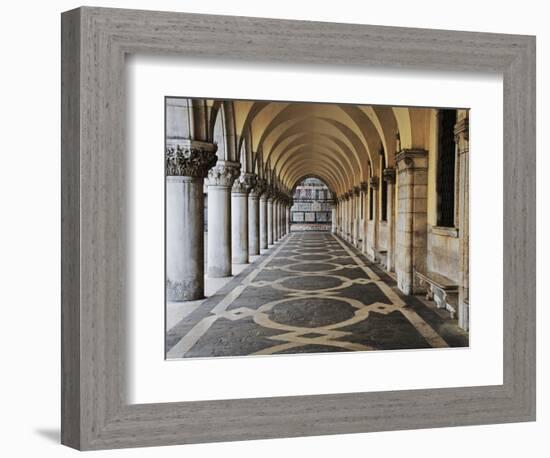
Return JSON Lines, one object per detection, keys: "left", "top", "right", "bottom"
{"left": 249, "top": 177, "right": 265, "bottom": 198}
{"left": 395, "top": 149, "right": 428, "bottom": 171}
{"left": 258, "top": 180, "right": 271, "bottom": 199}
{"left": 271, "top": 190, "right": 279, "bottom": 202}
{"left": 205, "top": 160, "right": 241, "bottom": 187}
{"left": 454, "top": 117, "right": 469, "bottom": 154}
{"left": 353, "top": 186, "right": 361, "bottom": 195}
{"left": 165, "top": 140, "right": 218, "bottom": 178}
{"left": 232, "top": 172, "right": 257, "bottom": 194}
{"left": 360, "top": 181, "right": 369, "bottom": 191}
{"left": 383, "top": 167, "right": 396, "bottom": 183}
{"left": 369, "top": 176, "right": 379, "bottom": 189}
{"left": 261, "top": 184, "right": 273, "bottom": 200}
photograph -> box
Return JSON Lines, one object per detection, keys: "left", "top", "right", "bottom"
{"left": 165, "top": 97, "right": 470, "bottom": 359}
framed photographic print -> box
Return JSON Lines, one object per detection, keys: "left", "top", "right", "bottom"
{"left": 61, "top": 6, "right": 536, "bottom": 450}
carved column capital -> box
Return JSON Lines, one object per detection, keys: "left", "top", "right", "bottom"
{"left": 261, "top": 184, "right": 273, "bottom": 200}
{"left": 353, "top": 186, "right": 361, "bottom": 196}
{"left": 232, "top": 172, "right": 257, "bottom": 194}
{"left": 369, "top": 176, "right": 379, "bottom": 189}
{"left": 395, "top": 149, "right": 428, "bottom": 171}
{"left": 383, "top": 167, "right": 396, "bottom": 184}
{"left": 360, "top": 181, "right": 369, "bottom": 191}
{"left": 454, "top": 117, "right": 469, "bottom": 155}
{"left": 165, "top": 140, "right": 218, "bottom": 178}
{"left": 250, "top": 177, "right": 266, "bottom": 198}
{"left": 264, "top": 185, "right": 275, "bottom": 201}
{"left": 205, "top": 160, "right": 241, "bottom": 187}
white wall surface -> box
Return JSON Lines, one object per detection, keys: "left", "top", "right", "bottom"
{"left": 0, "top": 0, "right": 547, "bottom": 456}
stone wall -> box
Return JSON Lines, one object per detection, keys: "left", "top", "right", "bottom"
{"left": 365, "top": 220, "right": 375, "bottom": 259}
{"left": 426, "top": 227, "right": 460, "bottom": 283}
{"left": 395, "top": 149, "right": 428, "bottom": 295}
{"left": 378, "top": 222, "right": 388, "bottom": 251}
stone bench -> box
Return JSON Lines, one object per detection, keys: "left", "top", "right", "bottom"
{"left": 376, "top": 249, "right": 388, "bottom": 269}
{"left": 415, "top": 270, "right": 458, "bottom": 319}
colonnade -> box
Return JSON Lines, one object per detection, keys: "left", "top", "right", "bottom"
{"left": 333, "top": 112, "right": 470, "bottom": 331}
{"left": 335, "top": 173, "right": 390, "bottom": 263}
{"left": 165, "top": 98, "right": 469, "bottom": 332}
{"left": 167, "top": 147, "right": 292, "bottom": 302}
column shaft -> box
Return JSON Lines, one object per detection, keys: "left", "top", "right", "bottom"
{"left": 166, "top": 177, "right": 205, "bottom": 301}
{"left": 286, "top": 205, "right": 291, "bottom": 234}
{"left": 231, "top": 191, "right": 249, "bottom": 263}
{"left": 372, "top": 184, "right": 379, "bottom": 258}
{"left": 456, "top": 115, "right": 470, "bottom": 330}
{"left": 260, "top": 196, "right": 268, "bottom": 249}
{"left": 207, "top": 185, "right": 232, "bottom": 277}
{"left": 386, "top": 180, "right": 395, "bottom": 271}
{"left": 360, "top": 185, "right": 368, "bottom": 253}
{"left": 206, "top": 160, "right": 240, "bottom": 278}
{"left": 248, "top": 193, "right": 260, "bottom": 256}
{"left": 274, "top": 201, "right": 279, "bottom": 241}
{"left": 267, "top": 198, "right": 274, "bottom": 245}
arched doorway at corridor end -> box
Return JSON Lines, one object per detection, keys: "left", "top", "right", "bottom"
{"left": 290, "top": 177, "right": 334, "bottom": 232}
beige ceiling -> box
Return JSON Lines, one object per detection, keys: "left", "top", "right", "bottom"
{"left": 194, "top": 99, "right": 432, "bottom": 196}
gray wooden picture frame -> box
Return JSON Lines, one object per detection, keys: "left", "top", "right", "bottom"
{"left": 61, "top": 6, "right": 536, "bottom": 451}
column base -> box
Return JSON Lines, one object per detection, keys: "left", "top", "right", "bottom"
{"left": 166, "top": 279, "right": 204, "bottom": 302}
{"left": 207, "top": 268, "right": 232, "bottom": 279}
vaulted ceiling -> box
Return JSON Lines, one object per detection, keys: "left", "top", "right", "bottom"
{"left": 170, "top": 97, "right": 432, "bottom": 197}
{"left": 232, "top": 100, "right": 431, "bottom": 196}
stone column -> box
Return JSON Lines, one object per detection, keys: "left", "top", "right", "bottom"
{"left": 248, "top": 178, "right": 263, "bottom": 256}
{"left": 331, "top": 203, "right": 337, "bottom": 233}
{"left": 272, "top": 197, "right": 278, "bottom": 242}
{"left": 360, "top": 182, "right": 368, "bottom": 253}
{"left": 338, "top": 198, "right": 344, "bottom": 236}
{"left": 280, "top": 200, "right": 285, "bottom": 237}
{"left": 455, "top": 114, "right": 470, "bottom": 330}
{"left": 284, "top": 200, "right": 288, "bottom": 236}
{"left": 350, "top": 191, "right": 356, "bottom": 244}
{"left": 267, "top": 193, "right": 274, "bottom": 246}
{"left": 274, "top": 198, "right": 280, "bottom": 241}
{"left": 232, "top": 172, "right": 256, "bottom": 264}
{"left": 278, "top": 199, "right": 282, "bottom": 240}
{"left": 286, "top": 203, "right": 291, "bottom": 234}
{"left": 206, "top": 160, "right": 240, "bottom": 278}
{"left": 383, "top": 168, "right": 396, "bottom": 271}
{"left": 353, "top": 186, "right": 361, "bottom": 248}
{"left": 348, "top": 189, "right": 355, "bottom": 245}
{"left": 282, "top": 200, "right": 286, "bottom": 236}
{"left": 342, "top": 194, "right": 348, "bottom": 240}
{"left": 346, "top": 193, "right": 352, "bottom": 241}
{"left": 369, "top": 177, "right": 379, "bottom": 260}
{"left": 279, "top": 199, "right": 284, "bottom": 237}
{"left": 166, "top": 141, "right": 217, "bottom": 301}
{"left": 259, "top": 190, "right": 269, "bottom": 250}
{"left": 281, "top": 201, "right": 286, "bottom": 236}
{"left": 395, "top": 150, "right": 428, "bottom": 295}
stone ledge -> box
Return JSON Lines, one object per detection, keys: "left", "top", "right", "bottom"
{"left": 431, "top": 225, "right": 459, "bottom": 238}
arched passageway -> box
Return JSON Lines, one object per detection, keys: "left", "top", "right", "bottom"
{"left": 165, "top": 98, "right": 470, "bottom": 357}
{"left": 290, "top": 177, "right": 334, "bottom": 232}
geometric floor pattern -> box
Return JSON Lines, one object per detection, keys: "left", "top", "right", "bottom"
{"left": 166, "top": 232, "right": 468, "bottom": 359}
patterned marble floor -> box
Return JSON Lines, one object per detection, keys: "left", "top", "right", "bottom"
{"left": 166, "top": 232, "right": 468, "bottom": 359}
